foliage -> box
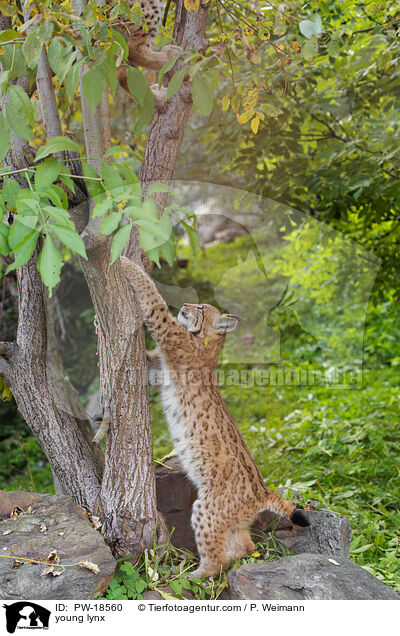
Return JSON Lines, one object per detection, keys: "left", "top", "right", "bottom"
{"left": 0, "top": 0, "right": 317, "bottom": 294}
{"left": 0, "top": 0, "right": 398, "bottom": 598}
{"left": 190, "top": 1, "right": 400, "bottom": 298}
{"left": 0, "top": 398, "right": 53, "bottom": 492}
{"left": 101, "top": 527, "right": 290, "bottom": 600}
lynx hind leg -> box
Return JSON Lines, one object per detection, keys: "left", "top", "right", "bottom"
{"left": 226, "top": 525, "right": 255, "bottom": 561}
{"left": 128, "top": 36, "right": 181, "bottom": 71}
{"left": 190, "top": 499, "right": 230, "bottom": 578}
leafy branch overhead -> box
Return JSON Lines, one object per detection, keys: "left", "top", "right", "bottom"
{"left": 0, "top": 0, "right": 341, "bottom": 295}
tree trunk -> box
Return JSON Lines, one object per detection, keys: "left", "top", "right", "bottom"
{"left": 0, "top": 255, "right": 103, "bottom": 513}
{"left": 0, "top": 0, "right": 210, "bottom": 558}
{"left": 78, "top": 238, "right": 167, "bottom": 557}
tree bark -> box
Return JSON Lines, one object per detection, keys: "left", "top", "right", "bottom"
{"left": 0, "top": 255, "right": 103, "bottom": 513}
{"left": 0, "top": 0, "right": 210, "bottom": 558}
{"left": 0, "top": 15, "right": 103, "bottom": 512}
{"left": 139, "top": 1, "right": 209, "bottom": 194}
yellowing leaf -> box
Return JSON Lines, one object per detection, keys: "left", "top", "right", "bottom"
{"left": 222, "top": 95, "right": 230, "bottom": 111}
{"left": 245, "top": 48, "right": 260, "bottom": 65}
{"left": 184, "top": 0, "right": 200, "bottom": 11}
{"left": 154, "top": 588, "right": 176, "bottom": 600}
{"left": 1, "top": 382, "right": 11, "bottom": 401}
{"left": 251, "top": 116, "right": 260, "bottom": 134}
{"left": 251, "top": 551, "right": 261, "bottom": 557}
{"left": 80, "top": 560, "right": 100, "bottom": 574}
{"left": 237, "top": 110, "right": 254, "bottom": 124}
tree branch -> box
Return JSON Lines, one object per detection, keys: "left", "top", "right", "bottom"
{"left": 139, "top": 1, "right": 210, "bottom": 197}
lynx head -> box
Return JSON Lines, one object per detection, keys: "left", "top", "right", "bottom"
{"left": 177, "top": 303, "right": 243, "bottom": 341}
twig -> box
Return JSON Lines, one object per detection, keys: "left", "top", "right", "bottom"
{"left": 92, "top": 420, "right": 110, "bottom": 445}
{"left": 0, "top": 553, "right": 99, "bottom": 571}
{"left": 0, "top": 277, "right": 6, "bottom": 330}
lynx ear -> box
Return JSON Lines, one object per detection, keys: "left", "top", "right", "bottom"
{"left": 213, "top": 314, "right": 243, "bottom": 334}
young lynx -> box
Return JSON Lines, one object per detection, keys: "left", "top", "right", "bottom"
{"left": 121, "top": 257, "right": 309, "bottom": 577}
{"left": 110, "top": 0, "right": 181, "bottom": 95}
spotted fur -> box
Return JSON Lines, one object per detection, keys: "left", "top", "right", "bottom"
{"left": 121, "top": 257, "right": 310, "bottom": 577}
{"left": 110, "top": 0, "right": 180, "bottom": 71}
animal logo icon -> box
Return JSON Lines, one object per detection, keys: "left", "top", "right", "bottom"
{"left": 3, "top": 602, "right": 50, "bottom": 634}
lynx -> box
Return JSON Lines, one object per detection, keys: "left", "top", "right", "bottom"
{"left": 121, "top": 257, "right": 309, "bottom": 577}
{"left": 111, "top": 0, "right": 181, "bottom": 96}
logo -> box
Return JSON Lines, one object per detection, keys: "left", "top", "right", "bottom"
{"left": 3, "top": 603, "right": 51, "bottom": 634}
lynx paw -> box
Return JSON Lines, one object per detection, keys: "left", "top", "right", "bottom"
{"left": 189, "top": 567, "right": 208, "bottom": 579}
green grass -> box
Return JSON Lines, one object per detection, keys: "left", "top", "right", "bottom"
{"left": 1, "top": 236, "right": 399, "bottom": 597}
{"left": 148, "top": 365, "right": 400, "bottom": 595}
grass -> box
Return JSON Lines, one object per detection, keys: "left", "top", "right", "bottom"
{"left": 1, "top": 236, "right": 399, "bottom": 597}
{"left": 146, "top": 365, "right": 400, "bottom": 597}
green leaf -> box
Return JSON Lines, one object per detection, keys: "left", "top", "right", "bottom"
{"left": 0, "top": 112, "right": 10, "bottom": 162}
{"left": 65, "top": 59, "right": 84, "bottom": 102}
{"left": 191, "top": 76, "right": 213, "bottom": 116}
{"left": 260, "top": 103, "right": 280, "bottom": 118}
{"left": 51, "top": 224, "right": 87, "bottom": 258}
{"left": 45, "top": 184, "right": 68, "bottom": 209}
{"left": 160, "top": 235, "right": 175, "bottom": 266}
{"left": 134, "top": 87, "right": 154, "bottom": 134}
{"left": 145, "top": 246, "right": 161, "bottom": 267}
{"left": 22, "top": 31, "right": 43, "bottom": 68}
{"left": 101, "top": 211, "right": 121, "bottom": 235}
{"left": 35, "top": 158, "right": 61, "bottom": 190}
{"left": 92, "top": 195, "right": 113, "bottom": 219}
{"left": 180, "top": 219, "right": 200, "bottom": 257}
{"left": 302, "top": 38, "right": 317, "bottom": 60}
{"left": 98, "top": 49, "right": 117, "bottom": 93}
{"left": 0, "top": 29, "right": 19, "bottom": 42}
{"left": 126, "top": 67, "right": 149, "bottom": 105}
{"left": 8, "top": 218, "right": 38, "bottom": 250}
{"left": 37, "top": 234, "right": 62, "bottom": 295}
{"left": 47, "top": 37, "right": 77, "bottom": 84}
{"left": 5, "top": 84, "right": 34, "bottom": 141}
{"left": 147, "top": 183, "right": 171, "bottom": 196}
{"left": 6, "top": 228, "right": 40, "bottom": 274}
{"left": 82, "top": 163, "right": 104, "bottom": 197}
{"left": 299, "top": 16, "right": 322, "bottom": 39}
{"left": 43, "top": 205, "right": 75, "bottom": 229}
{"left": 135, "top": 578, "right": 147, "bottom": 594}
{"left": 166, "top": 67, "right": 186, "bottom": 99}
{"left": 351, "top": 544, "right": 374, "bottom": 554}
{"left": 169, "top": 579, "right": 182, "bottom": 594}
{"left": 35, "top": 136, "right": 81, "bottom": 162}
{"left": 2, "top": 178, "right": 21, "bottom": 208}
{"left": 0, "top": 223, "right": 10, "bottom": 256}
{"left": 58, "top": 167, "right": 75, "bottom": 194}
{"left": 81, "top": 66, "right": 106, "bottom": 112}
{"left": 110, "top": 223, "right": 131, "bottom": 264}
{"left": 327, "top": 39, "right": 340, "bottom": 57}
{"left": 111, "top": 29, "right": 129, "bottom": 60}
{"left": 158, "top": 53, "right": 181, "bottom": 88}
{"left": 102, "top": 163, "right": 124, "bottom": 192}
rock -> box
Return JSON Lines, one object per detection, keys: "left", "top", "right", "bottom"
{"left": 142, "top": 586, "right": 195, "bottom": 600}
{"left": 155, "top": 458, "right": 197, "bottom": 553}
{"left": 254, "top": 507, "right": 351, "bottom": 559}
{"left": 224, "top": 553, "right": 400, "bottom": 600}
{"left": 155, "top": 460, "right": 351, "bottom": 558}
{"left": 0, "top": 493, "right": 116, "bottom": 600}
{"left": 0, "top": 491, "right": 44, "bottom": 520}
